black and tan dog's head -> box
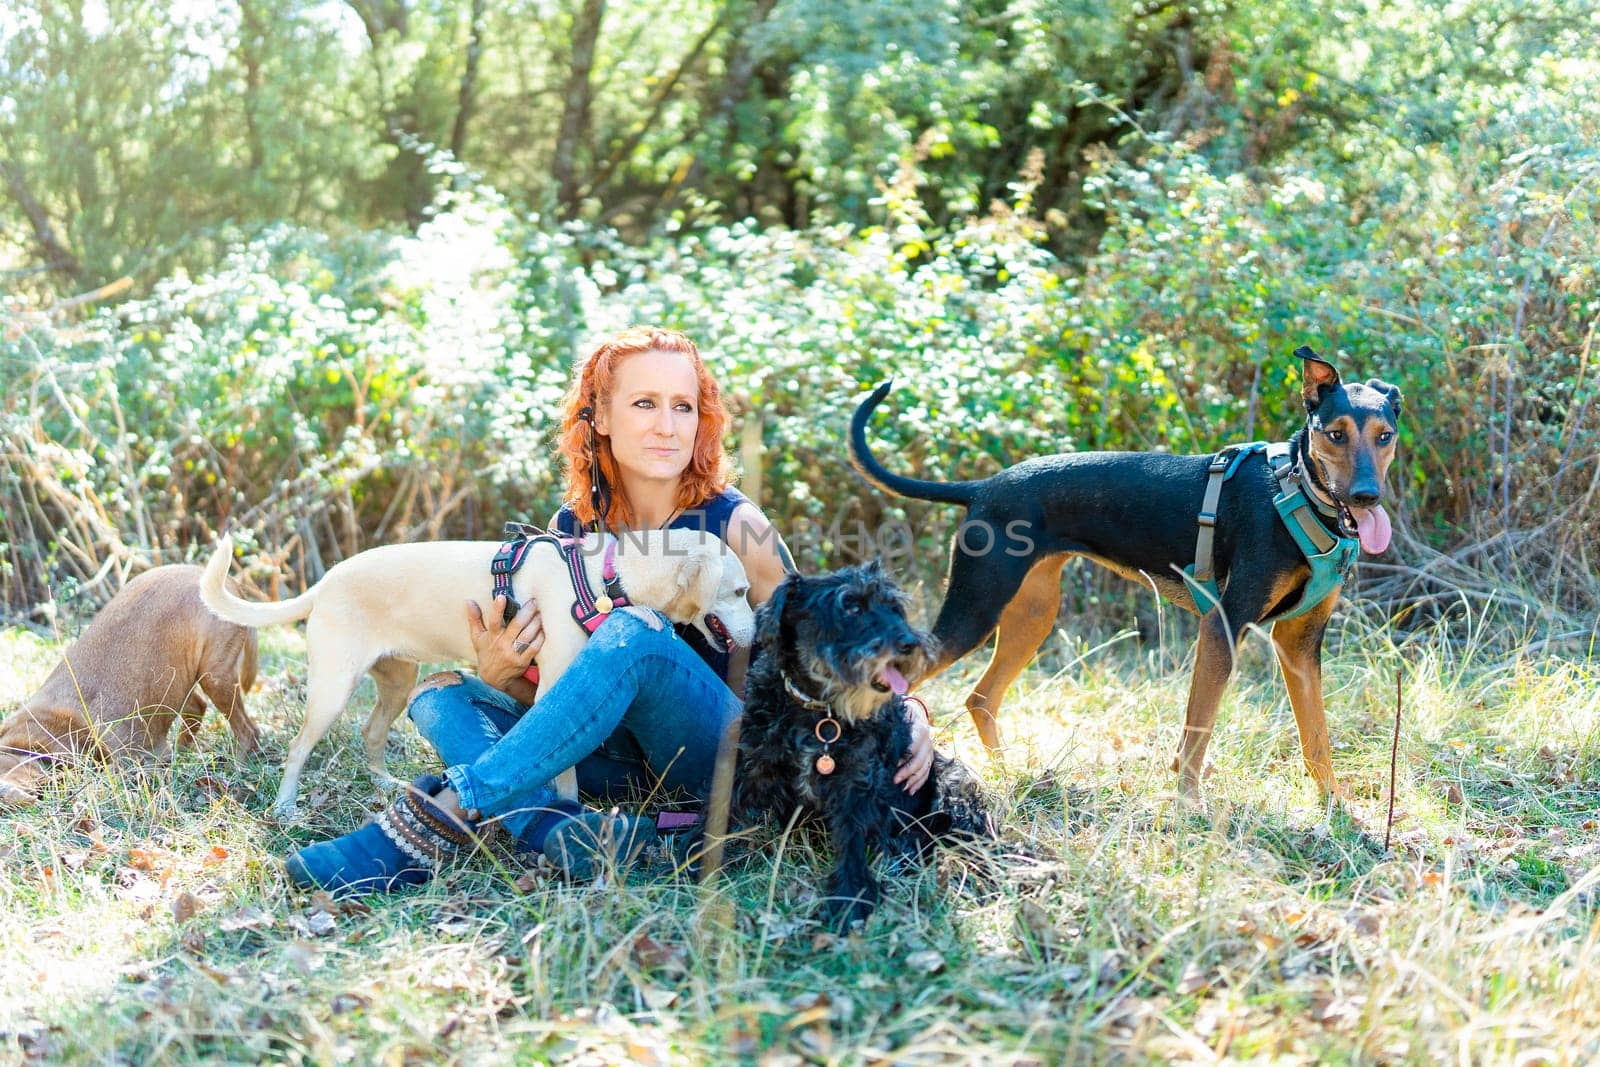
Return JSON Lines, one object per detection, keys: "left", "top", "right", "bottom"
{"left": 755, "top": 561, "right": 933, "bottom": 724}
{"left": 1296, "top": 345, "right": 1402, "bottom": 551}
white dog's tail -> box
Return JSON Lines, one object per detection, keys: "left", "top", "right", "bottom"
{"left": 200, "top": 535, "right": 320, "bottom": 628}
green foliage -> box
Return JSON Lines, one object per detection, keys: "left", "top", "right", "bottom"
{"left": 3, "top": 0, "right": 1599, "bottom": 631}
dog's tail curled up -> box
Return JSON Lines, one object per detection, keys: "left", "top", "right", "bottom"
{"left": 848, "top": 380, "right": 981, "bottom": 507}
{"left": 199, "top": 535, "right": 319, "bottom": 627}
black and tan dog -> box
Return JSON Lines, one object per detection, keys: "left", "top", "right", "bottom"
{"left": 734, "top": 562, "right": 995, "bottom": 927}
{"left": 850, "top": 348, "right": 1401, "bottom": 805}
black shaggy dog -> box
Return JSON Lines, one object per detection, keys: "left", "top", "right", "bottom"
{"left": 733, "top": 562, "right": 996, "bottom": 927}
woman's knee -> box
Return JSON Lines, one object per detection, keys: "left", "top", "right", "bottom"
{"left": 406, "top": 670, "right": 466, "bottom": 731}
{"left": 588, "top": 607, "right": 678, "bottom": 658}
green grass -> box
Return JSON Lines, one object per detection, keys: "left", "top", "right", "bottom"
{"left": 3, "top": 615, "right": 1600, "bottom": 1064}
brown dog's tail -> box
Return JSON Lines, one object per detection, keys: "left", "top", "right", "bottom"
{"left": 199, "top": 535, "right": 319, "bottom": 628}
{"left": 848, "top": 380, "right": 981, "bottom": 507}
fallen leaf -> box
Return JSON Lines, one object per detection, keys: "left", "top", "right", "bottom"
{"left": 1445, "top": 782, "right": 1464, "bottom": 804}
{"left": 1016, "top": 898, "right": 1069, "bottom": 958}
{"left": 330, "top": 993, "right": 369, "bottom": 1015}
{"left": 171, "top": 891, "right": 200, "bottom": 924}
{"left": 905, "top": 949, "right": 945, "bottom": 976}
{"left": 1420, "top": 870, "right": 1444, "bottom": 888}
{"left": 181, "top": 927, "right": 208, "bottom": 954}
{"left": 1175, "top": 960, "right": 1210, "bottom": 995}
{"left": 297, "top": 909, "right": 336, "bottom": 938}
{"left": 631, "top": 933, "right": 687, "bottom": 975}
{"left": 202, "top": 846, "right": 230, "bottom": 867}
{"left": 1344, "top": 909, "right": 1383, "bottom": 937}
{"left": 1311, "top": 991, "right": 1364, "bottom": 1029}
{"left": 126, "top": 847, "right": 165, "bottom": 871}
{"left": 638, "top": 983, "right": 678, "bottom": 1010}
{"left": 218, "top": 906, "right": 274, "bottom": 932}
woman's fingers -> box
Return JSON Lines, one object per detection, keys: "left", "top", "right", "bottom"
{"left": 513, "top": 615, "right": 544, "bottom": 656}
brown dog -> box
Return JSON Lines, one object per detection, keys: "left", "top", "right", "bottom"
{"left": 0, "top": 564, "right": 260, "bottom": 805}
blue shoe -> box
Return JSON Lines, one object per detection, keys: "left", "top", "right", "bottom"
{"left": 541, "top": 809, "right": 659, "bottom": 881}
{"left": 283, "top": 775, "right": 479, "bottom": 896}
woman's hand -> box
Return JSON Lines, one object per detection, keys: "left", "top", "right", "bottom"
{"left": 894, "top": 702, "right": 934, "bottom": 793}
{"left": 467, "top": 596, "right": 544, "bottom": 698}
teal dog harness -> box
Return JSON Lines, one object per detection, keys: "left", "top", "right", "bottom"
{"left": 1183, "top": 442, "right": 1359, "bottom": 622}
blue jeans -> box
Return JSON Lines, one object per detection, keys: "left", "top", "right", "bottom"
{"left": 407, "top": 608, "right": 741, "bottom": 846}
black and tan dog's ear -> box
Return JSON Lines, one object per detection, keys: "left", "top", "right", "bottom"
{"left": 754, "top": 572, "right": 799, "bottom": 648}
{"left": 1368, "top": 377, "right": 1403, "bottom": 417}
{"left": 1296, "top": 344, "right": 1341, "bottom": 412}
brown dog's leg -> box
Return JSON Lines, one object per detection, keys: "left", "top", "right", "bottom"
{"left": 1175, "top": 610, "right": 1241, "bottom": 803}
{"left": 363, "top": 657, "right": 419, "bottom": 779}
{"left": 1271, "top": 593, "right": 1340, "bottom": 799}
{"left": 174, "top": 692, "right": 210, "bottom": 750}
{"left": 197, "top": 634, "right": 262, "bottom": 755}
{"left": 965, "top": 552, "right": 1069, "bottom": 752}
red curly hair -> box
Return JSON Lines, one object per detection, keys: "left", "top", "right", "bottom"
{"left": 560, "top": 326, "right": 734, "bottom": 530}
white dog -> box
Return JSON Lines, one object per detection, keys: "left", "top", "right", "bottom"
{"left": 200, "top": 528, "right": 755, "bottom": 817}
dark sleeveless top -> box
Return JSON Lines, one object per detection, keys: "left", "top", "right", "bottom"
{"left": 552, "top": 487, "right": 749, "bottom": 681}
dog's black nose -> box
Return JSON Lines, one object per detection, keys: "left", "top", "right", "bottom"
{"left": 1348, "top": 491, "right": 1380, "bottom": 509}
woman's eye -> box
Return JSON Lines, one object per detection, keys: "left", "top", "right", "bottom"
{"left": 676, "top": 403, "right": 694, "bottom": 413}
{"left": 634, "top": 399, "right": 654, "bottom": 409}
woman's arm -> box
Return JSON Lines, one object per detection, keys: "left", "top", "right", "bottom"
{"left": 724, "top": 501, "right": 795, "bottom": 605}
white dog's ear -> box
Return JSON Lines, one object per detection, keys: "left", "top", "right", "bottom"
{"left": 663, "top": 543, "right": 720, "bottom": 623}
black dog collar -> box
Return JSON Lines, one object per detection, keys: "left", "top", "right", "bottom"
{"left": 782, "top": 673, "right": 842, "bottom": 776}
{"left": 781, "top": 672, "right": 831, "bottom": 713}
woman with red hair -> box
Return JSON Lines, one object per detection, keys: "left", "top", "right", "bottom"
{"left": 287, "top": 326, "right": 935, "bottom": 893}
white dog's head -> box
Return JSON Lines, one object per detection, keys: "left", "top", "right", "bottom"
{"left": 606, "top": 529, "right": 756, "bottom": 653}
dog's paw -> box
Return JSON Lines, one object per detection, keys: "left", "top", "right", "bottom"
{"left": 825, "top": 895, "right": 876, "bottom": 932}
{"left": 269, "top": 799, "right": 302, "bottom": 822}
{"left": 0, "top": 778, "right": 38, "bottom": 809}
{"left": 1171, "top": 786, "right": 1211, "bottom": 820}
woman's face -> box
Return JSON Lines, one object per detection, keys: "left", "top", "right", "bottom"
{"left": 596, "top": 348, "right": 701, "bottom": 487}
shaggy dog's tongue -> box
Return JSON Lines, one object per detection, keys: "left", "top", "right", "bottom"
{"left": 877, "top": 666, "right": 909, "bottom": 696}
{"left": 1352, "top": 504, "right": 1392, "bottom": 555}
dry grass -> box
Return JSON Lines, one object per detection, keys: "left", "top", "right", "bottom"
{"left": 3, "top": 607, "right": 1600, "bottom": 1065}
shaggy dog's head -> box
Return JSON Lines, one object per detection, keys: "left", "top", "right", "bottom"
{"left": 754, "top": 561, "right": 932, "bottom": 723}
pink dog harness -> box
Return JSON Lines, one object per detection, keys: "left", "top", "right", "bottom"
{"left": 489, "top": 523, "right": 631, "bottom": 686}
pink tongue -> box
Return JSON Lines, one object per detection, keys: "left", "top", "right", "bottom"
{"left": 1353, "top": 505, "right": 1392, "bottom": 555}
{"left": 878, "top": 666, "right": 909, "bottom": 696}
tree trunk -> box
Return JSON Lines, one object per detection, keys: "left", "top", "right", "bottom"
{"left": 345, "top": 0, "right": 431, "bottom": 226}
{"left": 552, "top": 0, "right": 605, "bottom": 216}
{"left": 581, "top": 7, "right": 727, "bottom": 204}
{"left": 0, "top": 152, "right": 89, "bottom": 288}
{"left": 238, "top": 0, "right": 267, "bottom": 174}
{"left": 449, "top": 0, "right": 487, "bottom": 163}
{"left": 677, "top": 0, "right": 778, "bottom": 204}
